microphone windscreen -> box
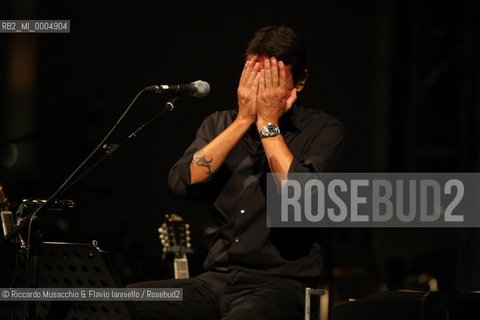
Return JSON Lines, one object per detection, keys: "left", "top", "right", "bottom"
{"left": 193, "top": 80, "right": 210, "bottom": 97}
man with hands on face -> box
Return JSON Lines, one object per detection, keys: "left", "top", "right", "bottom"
{"left": 190, "top": 53, "right": 300, "bottom": 186}
{"left": 130, "top": 25, "right": 344, "bottom": 320}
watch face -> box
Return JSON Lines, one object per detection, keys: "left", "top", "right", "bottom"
{"left": 266, "top": 124, "right": 279, "bottom": 134}
{"left": 261, "top": 123, "right": 280, "bottom": 137}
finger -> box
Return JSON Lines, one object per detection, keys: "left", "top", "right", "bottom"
{"left": 239, "top": 59, "right": 250, "bottom": 86}
{"left": 259, "top": 69, "right": 266, "bottom": 91}
{"left": 271, "top": 57, "right": 279, "bottom": 87}
{"left": 240, "top": 56, "right": 257, "bottom": 86}
{"left": 264, "top": 58, "right": 272, "bottom": 88}
{"left": 246, "top": 62, "right": 260, "bottom": 87}
{"left": 279, "top": 60, "right": 287, "bottom": 88}
{"left": 252, "top": 70, "right": 261, "bottom": 92}
{"left": 286, "top": 88, "right": 297, "bottom": 109}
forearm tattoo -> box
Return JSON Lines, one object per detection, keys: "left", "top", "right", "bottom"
{"left": 192, "top": 148, "right": 213, "bottom": 175}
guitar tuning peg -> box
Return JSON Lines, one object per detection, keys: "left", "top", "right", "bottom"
{"left": 187, "top": 243, "right": 191, "bottom": 248}
{"left": 185, "top": 230, "right": 191, "bottom": 235}
{"left": 186, "top": 236, "right": 191, "bottom": 242}
{"left": 158, "top": 227, "right": 163, "bottom": 233}
{"left": 185, "top": 224, "right": 190, "bottom": 229}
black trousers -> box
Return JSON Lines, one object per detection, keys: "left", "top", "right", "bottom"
{"left": 127, "top": 269, "right": 308, "bottom": 320}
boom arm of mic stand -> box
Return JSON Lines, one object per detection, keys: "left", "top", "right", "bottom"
{"left": 2, "top": 92, "right": 178, "bottom": 243}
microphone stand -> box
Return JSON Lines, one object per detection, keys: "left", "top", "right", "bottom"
{"left": 57, "top": 96, "right": 180, "bottom": 198}
{"left": 2, "top": 88, "right": 182, "bottom": 320}
{"left": 2, "top": 92, "right": 180, "bottom": 244}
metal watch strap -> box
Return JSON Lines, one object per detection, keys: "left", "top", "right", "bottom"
{"left": 259, "top": 122, "right": 280, "bottom": 138}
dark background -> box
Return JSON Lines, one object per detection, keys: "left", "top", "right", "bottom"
{"left": 1, "top": 0, "right": 479, "bottom": 306}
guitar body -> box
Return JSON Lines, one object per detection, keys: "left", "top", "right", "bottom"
{"left": 0, "top": 182, "right": 14, "bottom": 237}
{"left": 0, "top": 183, "right": 28, "bottom": 245}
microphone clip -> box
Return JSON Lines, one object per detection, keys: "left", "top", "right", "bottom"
{"left": 165, "top": 96, "right": 180, "bottom": 111}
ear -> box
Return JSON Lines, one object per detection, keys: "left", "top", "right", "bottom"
{"left": 294, "top": 69, "right": 309, "bottom": 92}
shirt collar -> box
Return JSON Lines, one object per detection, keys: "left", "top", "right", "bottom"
{"left": 281, "top": 100, "right": 305, "bottom": 132}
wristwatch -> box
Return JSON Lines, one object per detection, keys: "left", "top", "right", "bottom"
{"left": 259, "top": 122, "right": 281, "bottom": 138}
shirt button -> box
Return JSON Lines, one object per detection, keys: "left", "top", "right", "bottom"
{"left": 240, "top": 209, "right": 245, "bottom": 214}
{"left": 234, "top": 237, "right": 240, "bottom": 243}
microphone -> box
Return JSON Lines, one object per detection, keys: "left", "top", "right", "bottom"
{"left": 146, "top": 80, "right": 210, "bottom": 97}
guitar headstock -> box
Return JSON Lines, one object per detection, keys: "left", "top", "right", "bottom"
{"left": 158, "top": 213, "right": 193, "bottom": 259}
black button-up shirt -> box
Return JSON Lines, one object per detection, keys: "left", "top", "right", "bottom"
{"left": 168, "top": 103, "right": 344, "bottom": 279}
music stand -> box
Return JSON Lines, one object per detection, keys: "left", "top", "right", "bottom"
{"left": 0, "top": 241, "right": 141, "bottom": 320}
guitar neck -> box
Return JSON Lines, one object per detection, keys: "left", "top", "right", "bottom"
{"left": 174, "top": 256, "right": 190, "bottom": 279}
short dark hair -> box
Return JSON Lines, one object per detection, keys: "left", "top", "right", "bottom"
{"left": 245, "top": 25, "right": 307, "bottom": 84}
